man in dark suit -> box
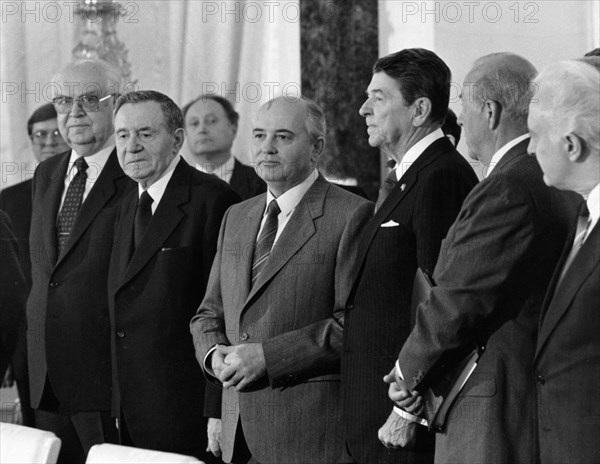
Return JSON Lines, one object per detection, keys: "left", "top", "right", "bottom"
{"left": 108, "top": 90, "right": 239, "bottom": 460}
{"left": 383, "top": 53, "right": 576, "bottom": 464}
{"left": 191, "top": 96, "right": 373, "bottom": 464}
{"left": 528, "top": 59, "right": 600, "bottom": 464}
{"left": 27, "top": 59, "right": 134, "bottom": 463}
{"left": 341, "top": 48, "right": 477, "bottom": 464}
{"left": 183, "top": 94, "right": 266, "bottom": 199}
{"left": 0, "top": 103, "right": 69, "bottom": 427}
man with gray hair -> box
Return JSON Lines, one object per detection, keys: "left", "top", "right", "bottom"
{"left": 191, "top": 96, "right": 373, "bottom": 463}
{"left": 27, "top": 59, "right": 134, "bottom": 462}
{"left": 380, "top": 52, "right": 576, "bottom": 464}
{"left": 528, "top": 60, "right": 600, "bottom": 464}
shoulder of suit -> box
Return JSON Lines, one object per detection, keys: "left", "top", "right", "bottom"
{"left": 325, "top": 181, "right": 371, "bottom": 207}
{"left": 1, "top": 178, "right": 32, "bottom": 198}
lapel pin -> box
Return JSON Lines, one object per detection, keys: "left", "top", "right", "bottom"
{"left": 400, "top": 184, "right": 406, "bottom": 191}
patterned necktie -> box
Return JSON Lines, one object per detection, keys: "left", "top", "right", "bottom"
{"left": 134, "top": 191, "right": 154, "bottom": 249}
{"left": 557, "top": 202, "right": 591, "bottom": 286}
{"left": 251, "top": 199, "right": 281, "bottom": 286}
{"left": 375, "top": 168, "right": 398, "bottom": 211}
{"left": 56, "top": 157, "right": 88, "bottom": 256}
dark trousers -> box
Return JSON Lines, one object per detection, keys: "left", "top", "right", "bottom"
{"left": 35, "top": 381, "right": 116, "bottom": 464}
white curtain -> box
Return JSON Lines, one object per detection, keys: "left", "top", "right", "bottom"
{"left": 0, "top": 0, "right": 301, "bottom": 189}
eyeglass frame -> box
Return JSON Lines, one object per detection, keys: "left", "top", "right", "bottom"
{"left": 51, "top": 94, "right": 113, "bottom": 114}
{"left": 30, "top": 129, "right": 63, "bottom": 144}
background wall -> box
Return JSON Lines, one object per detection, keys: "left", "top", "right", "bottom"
{"left": 379, "top": 0, "right": 600, "bottom": 178}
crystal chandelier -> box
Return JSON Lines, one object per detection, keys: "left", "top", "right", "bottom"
{"left": 72, "top": 0, "right": 136, "bottom": 85}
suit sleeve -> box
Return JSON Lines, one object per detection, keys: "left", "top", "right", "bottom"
{"left": 262, "top": 200, "right": 374, "bottom": 387}
{"left": 399, "top": 176, "right": 536, "bottom": 390}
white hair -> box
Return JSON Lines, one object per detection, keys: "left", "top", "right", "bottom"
{"left": 534, "top": 60, "right": 600, "bottom": 156}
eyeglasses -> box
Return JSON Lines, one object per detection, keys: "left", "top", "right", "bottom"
{"left": 31, "top": 129, "right": 63, "bottom": 144}
{"left": 52, "top": 94, "right": 112, "bottom": 114}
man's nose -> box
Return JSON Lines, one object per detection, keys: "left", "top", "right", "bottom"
{"left": 68, "top": 99, "right": 86, "bottom": 117}
{"left": 359, "top": 99, "right": 371, "bottom": 117}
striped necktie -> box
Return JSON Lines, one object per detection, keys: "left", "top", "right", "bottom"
{"left": 557, "top": 202, "right": 591, "bottom": 286}
{"left": 251, "top": 199, "right": 281, "bottom": 286}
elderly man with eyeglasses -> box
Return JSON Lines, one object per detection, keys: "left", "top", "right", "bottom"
{"left": 25, "top": 59, "right": 135, "bottom": 464}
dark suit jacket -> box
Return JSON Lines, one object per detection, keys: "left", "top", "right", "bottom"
{"left": 229, "top": 158, "right": 266, "bottom": 200}
{"left": 1, "top": 211, "right": 27, "bottom": 378}
{"left": 26, "top": 149, "right": 135, "bottom": 412}
{"left": 398, "top": 141, "right": 576, "bottom": 464}
{"left": 342, "top": 136, "right": 478, "bottom": 464}
{"left": 0, "top": 179, "right": 33, "bottom": 286}
{"left": 191, "top": 175, "right": 373, "bottom": 464}
{"left": 108, "top": 159, "right": 239, "bottom": 453}
{"left": 535, "top": 219, "right": 600, "bottom": 464}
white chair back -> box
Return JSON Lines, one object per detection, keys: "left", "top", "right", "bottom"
{"left": 86, "top": 444, "right": 202, "bottom": 463}
{"left": 0, "top": 422, "right": 61, "bottom": 464}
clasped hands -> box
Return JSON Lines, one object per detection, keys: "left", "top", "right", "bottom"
{"left": 211, "top": 343, "right": 266, "bottom": 391}
{"left": 378, "top": 367, "right": 424, "bottom": 450}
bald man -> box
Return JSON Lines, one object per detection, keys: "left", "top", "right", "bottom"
{"left": 27, "top": 59, "right": 134, "bottom": 463}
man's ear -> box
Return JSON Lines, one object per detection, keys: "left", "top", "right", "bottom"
{"left": 232, "top": 122, "right": 238, "bottom": 137}
{"left": 564, "top": 132, "right": 586, "bottom": 162}
{"left": 173, "top": 127, "right": 185, "bottom": 153}
{"left": 412, "top": 98, "right": 432, "bottom": 127}
{"left": 311, "top": 137, "right": 325, "bottom": 163}
{"left": 485, "top": 100, "right": 501, "bottom": 130}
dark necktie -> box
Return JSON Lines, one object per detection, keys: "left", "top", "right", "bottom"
{"left": 375, "top": 168, "right": 398, "bottom": 211}
{"left": 56, "top": 157, "right": 88, "bottom": 256}
{"left": 251, "top": 199, "right": 281, "bottom": 286}
{"left": 134, "top": 191, "right": 154, "bottom": 249}
{"left": 557, "top": 202, "right": 591, "bottom": 286}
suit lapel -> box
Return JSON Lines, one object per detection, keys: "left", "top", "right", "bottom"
{"left": 236, "top": 197, "right": 266, "bottom": 301}
{"left": 114, "top": 189, "right": 137, "bottom": 285}
{"left": 244, "top": 176, "right": 328, "bottom": 305}
{"left": 55, "top": 149, "right": 123, "bottom": 268}
{"left": 535, "top": 224, "right": 600, "bottom": 360}
{"left": 121, "top": 161, "right": 189, "bottom": 286}
{"left": 351, "top": 137, "right": 455, "bottom": 286}
{"left": 488, "top": 139, "right": 529, "bottom": 176}
{"left": 42, "top": 153, "right": 70, "bottom": 267}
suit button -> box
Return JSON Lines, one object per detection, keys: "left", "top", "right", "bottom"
{"left": 240, "top": 332, "right": 249, "bottom": 341}
{"left": 117, "top": 331, "right": 125, "bottom": 339}
{"left": 536, "top": 374, "right": 545, "bottom": 385}
{"left": 346, "top": 303, "right": 354, "bottom": 310}
{"left": 49, "top": 282, "right": 60, "bottom": 288}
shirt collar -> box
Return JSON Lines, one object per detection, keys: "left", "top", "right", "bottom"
{"left": 585, "top": 183, "right": 600, "bottom": 230}
{"left": 486, "top": 134, "right": 530, "bottom": 178}
{"left": 140, "top": 156, "right": 181, "bottom": 212}
{"left": 195, "top": 156, "right": 235, "bottom": 180}
{"left": 67, "top": 144, "right": 114, "bottom": 176}
{"left": 394, "top": 128, "right": 445, "bottom": 180}
{"left": 265, "top": 169, "right": 318, "bottom": 218}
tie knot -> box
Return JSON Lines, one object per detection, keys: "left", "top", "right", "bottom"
{"left": 385, "top": 159, "right": 397, "bottom": 169}
{"left": 385, "top": 169, "right": 398, "bottom": 184}
{"left": 74, "top": 157, "right": 88, "bottom": 174}
{"left": 266, "top": 199, "right": 280, "bottom": 217}
{"left": 580, "top": 201, "right": 590, "bottom": 218}
{"left": 139, "top": 191, "right": 153, "bottom": 208}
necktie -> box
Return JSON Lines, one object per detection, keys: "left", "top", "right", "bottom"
{"left": 375, "top": 168, "right": 398, "bottom": 211}
{"left": 251, "top": 199, "right": 281, "bottom": 286}
{"left": 134, "top": 191, "right": 154, "bottom": 249}
{"left": 557, "top": 202, "right": 591, "bottom": 286}
{"left": 56, "top": 157, "right": 88, "bottom": 256}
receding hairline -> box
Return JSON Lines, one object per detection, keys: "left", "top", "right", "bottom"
{"left": 50, "top": 59, "right": 121, "bottom": 94}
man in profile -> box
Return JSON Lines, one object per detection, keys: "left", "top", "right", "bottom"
{"left": 341, "top": 48, "right": 477, "bottom": 464}
{"left": 383, "top": 53, "right": 575, "bottom": 464}
{"left": 183, "top": 94, "right": 266, "bottom": 199}
{"left": 109, "top": 90, "right": 239, "bottom": 460}
{"left": 191, "top": 96, "right": 372, "bottom": 464}
{"left": 27, "top": 60, "right": 134, "bottom": 462}
{"left": 528, "top": 59, "right": 599, "bottom": 464}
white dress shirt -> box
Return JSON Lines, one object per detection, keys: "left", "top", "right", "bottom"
{"left": 583, "top": 183, "right": 599, "bottom": 241}
{"left": 392, "top": 128, "right": 445, "bottom": 180}
{"left": 194, "top": 155, "right": 235, "bottom": 184}
{"left": 139, "top": 156, "right": 180, "bottom": 214}
{"left": 59, "top": 145, "right": 114, "bottom": 210}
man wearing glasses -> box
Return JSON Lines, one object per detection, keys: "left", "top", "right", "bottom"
{"left": 26, "top": 59, "right": 134, "bottom": 463}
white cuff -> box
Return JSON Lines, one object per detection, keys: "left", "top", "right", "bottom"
{"left": 393, "top": 406, "right": 428, "bottom": 427}
{"left": 203, "top": 345, "right": 219, "bottom": 378}
{"left": 395, "top": 360, "right": 404, "bottom": 380}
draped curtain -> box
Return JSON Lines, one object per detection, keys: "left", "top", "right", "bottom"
{"left": 1, "top": 0, "right": 301, "bottom": 189}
